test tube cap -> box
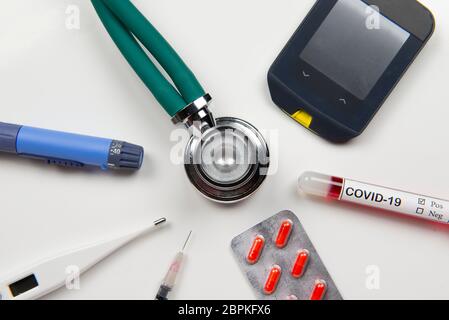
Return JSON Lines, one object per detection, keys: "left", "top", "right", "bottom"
{"left": 298, "top": 171, "right": 336, "bottom": 198}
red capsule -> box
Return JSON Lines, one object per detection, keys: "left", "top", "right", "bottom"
{"left": 246, "top": 235, "right": 265, "bottom": 264}
{"left": 275, "top": 219, "right": 293, "bottom": 248}
{"left": 291, "top": 249, "right": 310, "bottom": 278}
{"left": 264, "top": 265, "right": 282, "bottom": 295}
{"left": 310, "top": 279, "right": 327, "bottom": 300}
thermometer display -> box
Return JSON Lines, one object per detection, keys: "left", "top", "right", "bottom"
{"left": 9, "top": 274, "right": 39, "bottom": 298}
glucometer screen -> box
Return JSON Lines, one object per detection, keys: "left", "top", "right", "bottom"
{"left": 300, "top": 0, "right": 410, "bottom": 100}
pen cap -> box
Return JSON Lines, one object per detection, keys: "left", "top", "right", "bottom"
{"left": 107, "top": 141, "right": 144, "bottom": 170}
{"left": 0, "top": 122, "right": 21, "bottom": 153}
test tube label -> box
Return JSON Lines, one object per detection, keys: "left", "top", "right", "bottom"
{"left": 341, "top": 179, "right": 449, "bottom": 224}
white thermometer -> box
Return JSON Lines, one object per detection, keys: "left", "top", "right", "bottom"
{"left": 0, "top": 218, "right": 166, "bottom": 300}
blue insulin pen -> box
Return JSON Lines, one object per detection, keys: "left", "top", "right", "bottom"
{"left": 0, "top": 122, "right": 144, "bottom": 170}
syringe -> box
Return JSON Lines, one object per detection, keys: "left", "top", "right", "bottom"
{"left": 298, "top": 171, "right": 449, "bottom": 225}
{"left": 155, "top": 231, "right": 192, "bottom": 300}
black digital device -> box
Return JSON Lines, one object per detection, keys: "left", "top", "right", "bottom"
{"left": 8, "top": 274, "right": 39, "bottom": 297}
{"left": 268, "top": 0, "right": 435, "bottom": 142}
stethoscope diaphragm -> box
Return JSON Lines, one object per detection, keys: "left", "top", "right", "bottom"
{"left": 185, "top": 117, "right": 270, "bottom": 203}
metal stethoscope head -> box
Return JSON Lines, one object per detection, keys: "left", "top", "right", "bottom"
{"left": 173, "top": 95, "right": 270, "bottom": 203}
{"left": 93, "top": 0, "right": 269, "bottom": 202}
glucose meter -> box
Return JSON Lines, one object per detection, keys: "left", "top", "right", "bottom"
{"left": 268, "top": 0, "right": 435, "bottom": 142}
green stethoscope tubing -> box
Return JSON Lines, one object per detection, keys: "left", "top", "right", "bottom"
{"left": 91, "top": 0, "right": 206, "bottom": 117}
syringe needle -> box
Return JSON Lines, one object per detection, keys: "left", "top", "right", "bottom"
{"left": 182, "top": 231, "right": 192, "bottom": 252}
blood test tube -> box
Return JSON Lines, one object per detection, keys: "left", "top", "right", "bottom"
{"left": 264, "top": 265, "right": 282, "bottom": 295}
{"left": 275, "top": 219, "right": 293, "bottom": 248}
{"left": 310, "top": 279, "right": 327, "bottom": 300}
{"left": 246, "top": 235, "right": 265, "bottom": 264}
{"left": 299, "top": 171, "right": 449, "bottom": 225}
{"left": 291, "top": 249, "right": 310, "bottom": 278}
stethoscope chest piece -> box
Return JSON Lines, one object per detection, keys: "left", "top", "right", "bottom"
{"left": 185, "top": 117, "right": 270, "bottom": 203}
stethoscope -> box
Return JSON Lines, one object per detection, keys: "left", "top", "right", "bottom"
{"left": 92, "top": 0, "right": 270, "bottom": 203}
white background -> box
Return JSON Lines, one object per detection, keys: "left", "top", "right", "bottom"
{"left": 0, "top": 0, "right": 448, "bottom": 300}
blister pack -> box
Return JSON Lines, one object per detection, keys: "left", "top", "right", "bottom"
{"left": 231, "top": 210, "right": 342, "bottom": 300}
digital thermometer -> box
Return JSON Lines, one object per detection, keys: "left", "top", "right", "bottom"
{"left": 0, "top": 218, "right": 166, "bottom": 300}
